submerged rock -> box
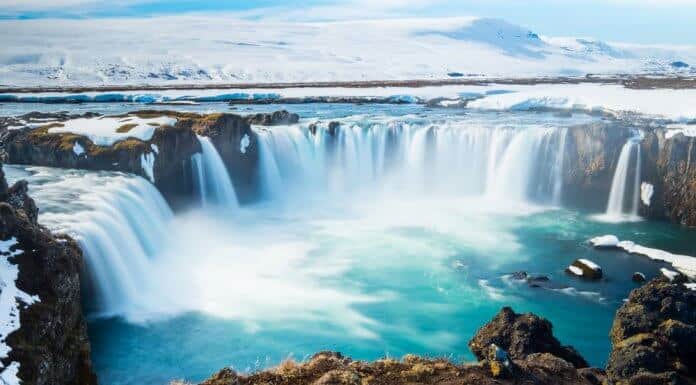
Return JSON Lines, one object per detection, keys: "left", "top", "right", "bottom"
{"left": 607, "top": 278, "right": 696, "bottom": 384}
{"left": 468, "top": 307, "right": 589, "bottom": 368}
{"left": 0, "top": 164, "right": 96, "bottom": 385}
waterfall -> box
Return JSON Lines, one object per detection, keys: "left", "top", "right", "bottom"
{"left": 252, "top": 119, "right": 569, "bottom": 204}
{"left": 605, "top": 137, "right": 642, "bottom": 220}
{"left": 191, "top": 135, "right": 239, "bottom": 208}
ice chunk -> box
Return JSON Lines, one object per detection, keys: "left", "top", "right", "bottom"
{"left": 240, "top": 134, "right": 250, "bottom": 154}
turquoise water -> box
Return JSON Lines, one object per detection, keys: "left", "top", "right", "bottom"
{"left": 4, "top": 104, "right": 695, "bottom": 385}
{"left": 84, "top": 200, "right": 695, "bottom": 385}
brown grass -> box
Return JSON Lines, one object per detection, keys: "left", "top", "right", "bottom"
{"left": 116, "top": 123, "right": 138, "bottom": 133}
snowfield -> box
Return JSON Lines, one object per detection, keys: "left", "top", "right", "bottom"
{"left": 0, "top": 16, "right": 695, "bottom": 87}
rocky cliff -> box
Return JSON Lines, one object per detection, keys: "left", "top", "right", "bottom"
{"left": 0, "top": 164, "right": 96, "bottom": 385}
{"left": 607, "top": 278, "right": 695, "bottom": 385}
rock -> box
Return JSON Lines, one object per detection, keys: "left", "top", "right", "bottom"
{"left": 468, "top": 307, "right": 589, "bottom": 368}
{"left": 244, "top": 110, "right": 299, "bottom": 126}
{"left": 566, "top": 259, "right": 603, "bottom": 280}
{"left": 510, "top": 271, "right": 528, "bottom": 280}
{"left": 0, "top": 163, "right": 96, "bottom": 385}
{"left": 632, "top": 272, "right": 646, "bottom": 283}
{"left": 660, "top": 267, "right": 687, "bottom": 284}
{"left": 327, "top": 121, "right": 340, "bottom": 137}
{"left": 607, "top": 278, "right": 696, "bottom": 384}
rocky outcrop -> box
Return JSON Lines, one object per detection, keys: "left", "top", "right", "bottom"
{"left": 607, "top": 278, "right": 695, "bottom": 385}
{"left": 0, "top": 164, "right": 96, "bottom": 385}
{"left": 182, "top": 113, "right": 261, "bottom": 202}
{"left": 640, "top": 130, "right": 696, "bottom": 226}
{"left": 244, "top": 110, "right": 299, "bottom": 126}
{"left": 199, "top": 350, "right": 602, "bottom": 385}
{"left": 0, "top": 111, "right": 267, "bottom": 206}
{"left": 468, "top": 307, "right": 589, "bottom": 368}
{"left": 562, "top": 121, "right": 634, "bottom": 211}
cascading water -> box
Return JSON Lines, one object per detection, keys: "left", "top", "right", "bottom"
{"left": 604, "top": 136, "right": 642, "bottom": 220}
{"left": 4, "top": 166, "right": 174, "bottom": 317}
{"left": 253, "top": 118, "right": 569, "bottom": 204}
{"left": 191, "top": 135, "right": 239, "bottom": 208}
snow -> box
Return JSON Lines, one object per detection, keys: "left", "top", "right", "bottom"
{"left": 72, "top": 141, "right": 85, "bottom": 156}
{"left": 6, "top": 83, "right": 696, "bottom": 122}
{"left": 589, "top": 235, "right": 696, "bottom": 278}
{"left": 660, "top": 268, "right": 680, "bottom": 282}
{"left": 578, "top": 258, "right": 601, "bottom": 271}
{"left": 48, "top": 116, "right": 177, "bottom": 146}
{"left": 641, "top": 183, "right": 654, "bottom": 206}
{"left": 150, "top": 144, "right": 159, "bottom": 154}
{"left": 140, "top": 152, "right": 156, "bottom": 183}
{"left": 665, "top": 124, "right": 696, "bottom": 139}
{"left": 686, "top": 283, "right": 696, "bottom": 291}
{"left": 617, "top": 240, "right": 696, "bottom": 278}
{"left": 466, "top": 83, "right": 696, "bottom": 121}
{"left": 589, "top": 234, "right": 620, "bottom": 248}
{"left": 567, "top": 265, "right": 584, "bottom": 276}
{"left": 240, "top": 134, "right": 250, "bottom": 154}
{"left": 1, "top": 16, "right": 695, "bottom": 87}
{"left": 0, "top": 237, "right": 39, "bottom": 385}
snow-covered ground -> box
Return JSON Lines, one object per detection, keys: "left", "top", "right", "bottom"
{"left": 0, "top": 16, "right": 695, "bottom": 87}
{"left": 4, "top": 83, "right": 696, "bottom": 121}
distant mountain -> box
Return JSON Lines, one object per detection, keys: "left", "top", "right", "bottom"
{"left": 0, "top": 16, "right": 693, "bottom": 87}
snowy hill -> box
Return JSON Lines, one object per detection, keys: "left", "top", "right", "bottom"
{"left": 0, "top": 16, "right": 694, "bottom": 87}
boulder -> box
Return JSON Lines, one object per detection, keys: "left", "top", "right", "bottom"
{"left": 607, "top": 278, "right": 696, "bottom": 384}
{"left": 632, "top": 272, "right": 646, "bottom": 283}
{"left": 468, "top": 307, "right": 589, "bottom": 368}
{"left": 566, "top": 259, "right": 603, "bottom": 280}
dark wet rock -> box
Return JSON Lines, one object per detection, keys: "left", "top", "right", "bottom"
{"left": 0, "top": 163, "right": 96, "bottom": 385}
{"left": 632, "top": 272, "right": 646, "bottom": 283}
{"left": 0, "top": 111, "right": 201, "bottom": 208}
{"left": 566, "top": 259, "right": 603, "bottom": 280}
{"left": 561, "top": 122, "right": 634, "bottom": 210}
{"left": 640, "top": 129, "right": 696, "bottom": 226}
{"left": 468, "top": 307, "right": 589, "bottom": 368}
{"left": 185, "top": 113, "right": 260, "bottom": 202}
{"left": 244, "top": 110, "right": 299, "bottom": 126}
{"left": 510, "top": 271, "right": 528, "bottom": 280}
{"left": 607, "top": 278, "right": 696, "bottom": 384}
{"left": 328, "top": 121, "right": 340, "bottom": 137}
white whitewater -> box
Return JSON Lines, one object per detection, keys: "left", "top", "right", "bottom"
{"left": 604, "top": 137, "right": 642, "bottom": 220}
{"left": 252, "top": 119, "right": 569, "bottom": 204}
{"left": 191, "top": 135, "right": 239, "bottom": 208}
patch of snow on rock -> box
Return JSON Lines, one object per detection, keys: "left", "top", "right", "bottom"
{"left": 567, "top": 265, "right": 583, "bottom": 276}
{"left": 48, "top": 115, "right": 176, "bottom": 146}
{"left": 640, "top": 182, "right": 654, "bottom": 206}
{"left": 665, "top": 124, "right": 696, "bottom": 139}
{"left": 240, "top": 134, "right": 250, "bottom": 154}
{"left": 589, "top": 234, "right": 620, "bottom": 248}
{"left": 150, "top": 144, "right": 159, "bottom": 154}
{"left": 0, "top": 237, "right": 39, "bottom": 385}
{"left": 660, "top": 267, "right": 680, "bottom": 282}
{"left": 72, "top": 141, "right": 85, "bottom": 156}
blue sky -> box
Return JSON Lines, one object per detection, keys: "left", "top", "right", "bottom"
{"left": 2, "top": 0, "right": 696, "bottom": 44}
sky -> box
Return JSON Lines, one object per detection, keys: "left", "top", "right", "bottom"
{"left": 1, "top": 0, "right": 696, "bottom": 45}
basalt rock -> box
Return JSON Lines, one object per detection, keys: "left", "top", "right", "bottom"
{"left": 0, "top": 163, "right": 96, "bottom": 385}
{"left": 607, "top": 278, "right": 696, "bottom": 384}
{"left": 0, "top": 111, "right": 201, "bottom": 208}
{"left": 468, "top": 307, "right": 589, "bottom": 368}
{"left": 244, "top": 110, "right": 299, "bottom": 126}
{"left": 640, "top": 129, "right": 696, "bottom": 226}
{"left": 562, "top": 121, "right": 634, "bottom": 211}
